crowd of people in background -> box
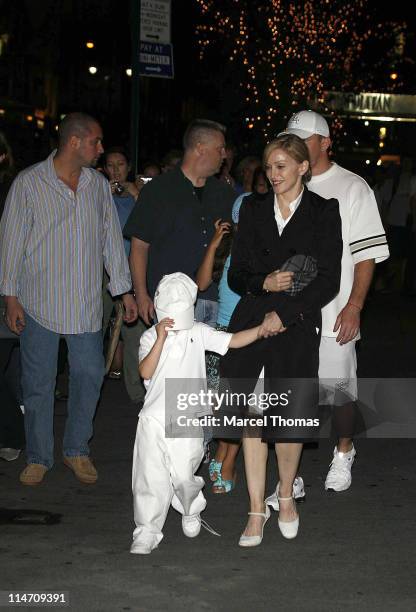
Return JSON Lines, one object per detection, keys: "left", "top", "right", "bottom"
{"left": 1, "top": 106, "right": 415, "bottom": 552}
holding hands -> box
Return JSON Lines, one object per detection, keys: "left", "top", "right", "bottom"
{"left": 258, "top": 311, "right": 286, "bottom": 338}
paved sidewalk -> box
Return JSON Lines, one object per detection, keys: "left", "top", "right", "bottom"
{"left": 1, "top": 293, "right": 416, "bottom": 612}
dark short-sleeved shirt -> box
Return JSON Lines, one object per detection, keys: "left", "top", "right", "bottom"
{"left": 124, "top": 166, "right": 235, "bottom": 299}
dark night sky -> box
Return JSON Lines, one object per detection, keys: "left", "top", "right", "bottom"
{"left": 1, "top": 0, "right": 415, "bottom": 169}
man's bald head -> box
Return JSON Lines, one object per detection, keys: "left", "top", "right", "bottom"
{"left": 58, "top": 112, "right": 100, "bottom": 150}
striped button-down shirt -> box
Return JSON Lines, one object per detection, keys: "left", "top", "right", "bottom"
{"left": 0, "top": 151, "right": 131, "bottom": 334}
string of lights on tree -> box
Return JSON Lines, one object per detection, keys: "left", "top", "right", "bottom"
{"left": 195, "top": 0, "right": 410, "bottom": 141}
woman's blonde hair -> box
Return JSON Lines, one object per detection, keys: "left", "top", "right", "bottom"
{"left": 263, "top": 133, "right": 311, "bottom": 183}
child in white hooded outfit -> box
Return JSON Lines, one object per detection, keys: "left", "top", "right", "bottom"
{"left": 131, "top": 272, "right": 263, "bottom": 554}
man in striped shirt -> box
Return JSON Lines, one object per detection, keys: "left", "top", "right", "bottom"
{"left": 0, "top": 113, "right": 137, "bottom": 486}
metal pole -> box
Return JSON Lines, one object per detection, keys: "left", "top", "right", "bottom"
{"left": 130, "top": 0, "right": 140, "bottom": 175}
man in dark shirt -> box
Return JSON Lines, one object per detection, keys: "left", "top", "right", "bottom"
{"left": 124, "top": 119, "right": 236, "bottom": 327}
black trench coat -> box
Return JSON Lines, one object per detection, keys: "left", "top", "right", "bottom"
{"left": 220, "top": 186, "right": 343, "bottom": 441}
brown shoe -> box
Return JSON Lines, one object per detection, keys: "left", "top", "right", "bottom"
{"left": 63, "top": 456, "right": 97, "bottom": 484}
{"left": 20, "top": 463, "right": 48, "bottom": 486}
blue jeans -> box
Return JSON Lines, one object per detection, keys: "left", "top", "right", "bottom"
{"left": 20, "top": 314, "right": 105, "bottom": 468}
{"left": 194, "top": 299, "right": 218, "bottom": 328}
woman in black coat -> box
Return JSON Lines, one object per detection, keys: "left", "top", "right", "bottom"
{"left": 220, "top": 133, "right": 342, "bottom": 545}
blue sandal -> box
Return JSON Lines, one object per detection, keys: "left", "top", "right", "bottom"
{"left": 208, "top": 459, "right": 222, "bottom": 482}
{"left": 212, "top": 472, "right": 236, "bottom": 494}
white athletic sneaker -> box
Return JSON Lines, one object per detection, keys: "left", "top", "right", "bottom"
{"left": 265, "top": 477, "right": 305, "bottom": 511}
{"left": 325, "top": 445, "right": 356, "bottom": 492}
{"left": 182, "top": 514, "right": 221, "bottom": 538}
{"left": 130, "top": 540, "right": 154, "bottom": 555}
{"left": 182, "top": 514, "right": 202, "bottom": 538}
{"left": 130, "top": 534, "right": 159, "bottom": 554}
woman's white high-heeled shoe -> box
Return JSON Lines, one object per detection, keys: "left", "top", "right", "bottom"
{"left": 277, "top": 496, "right": 299, "bottom": 540}
{"left": 238, "top": 505, "right": 271, "bottom": 547}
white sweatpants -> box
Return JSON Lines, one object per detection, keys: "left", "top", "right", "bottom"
{"left": 131, "top": 414, "right": 206, "bottom": 550}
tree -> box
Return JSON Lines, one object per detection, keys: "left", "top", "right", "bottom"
{"left": 195, "top": 0, "right": 414, "bottom": 148}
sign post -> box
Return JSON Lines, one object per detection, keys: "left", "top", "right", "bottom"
{"left": 130, "top": 0, "right": 141, "bottom": 175}
{"left": 130, "top": 0, "right": 173, "bottom": 174}
{"left": 139, "top": 0, "right": 174, "bottom": 78}
{"left": 140, "top": 0, "right": 171, "bottom": 43}
{"left": 139, "top": 41, "right": 174, "bottom": 79}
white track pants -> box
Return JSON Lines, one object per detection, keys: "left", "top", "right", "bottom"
{"left": 131, "top": 414, "right": 206, "bottom": 550}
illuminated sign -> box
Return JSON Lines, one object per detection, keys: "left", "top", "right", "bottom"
{"left": 311, "top": 92, "right": 416, "bottom": 119}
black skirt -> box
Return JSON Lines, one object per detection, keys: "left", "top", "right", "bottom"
{"left": 220, "top": 304, "right": 320, "bottom": 443}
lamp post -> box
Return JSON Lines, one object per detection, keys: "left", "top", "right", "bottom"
{"left": 130, "top": 0, "right": 141, "bottom": 175}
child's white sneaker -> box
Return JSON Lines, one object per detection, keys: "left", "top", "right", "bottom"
{"left": 130, "top": 537, "right": 158, "bottom": 555}
{"left": 182, "top": 514, "right": 221, "bottom": 538}
{"left": 182, "top": 514, "right": 202, "bottom": 538}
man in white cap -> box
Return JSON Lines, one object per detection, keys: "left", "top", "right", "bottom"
{"left": 272, "top": 110, "right": 389, "bottom": 494}
{"left": 130, "top": 272, "right": 263, "bottom": 554}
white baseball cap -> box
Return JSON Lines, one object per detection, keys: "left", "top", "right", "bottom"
{"left": 154, "top": 272, "right": 197, "bottom": 330}
{"left": 285, "top": 110, "right": 330, "bottom": 139}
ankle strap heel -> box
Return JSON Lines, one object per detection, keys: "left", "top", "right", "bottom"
{"left": 239, "top": 505, "right": 271, "bottom": 548}
{"left": 277, "top": 496, "right": 299, "bottom": 540}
